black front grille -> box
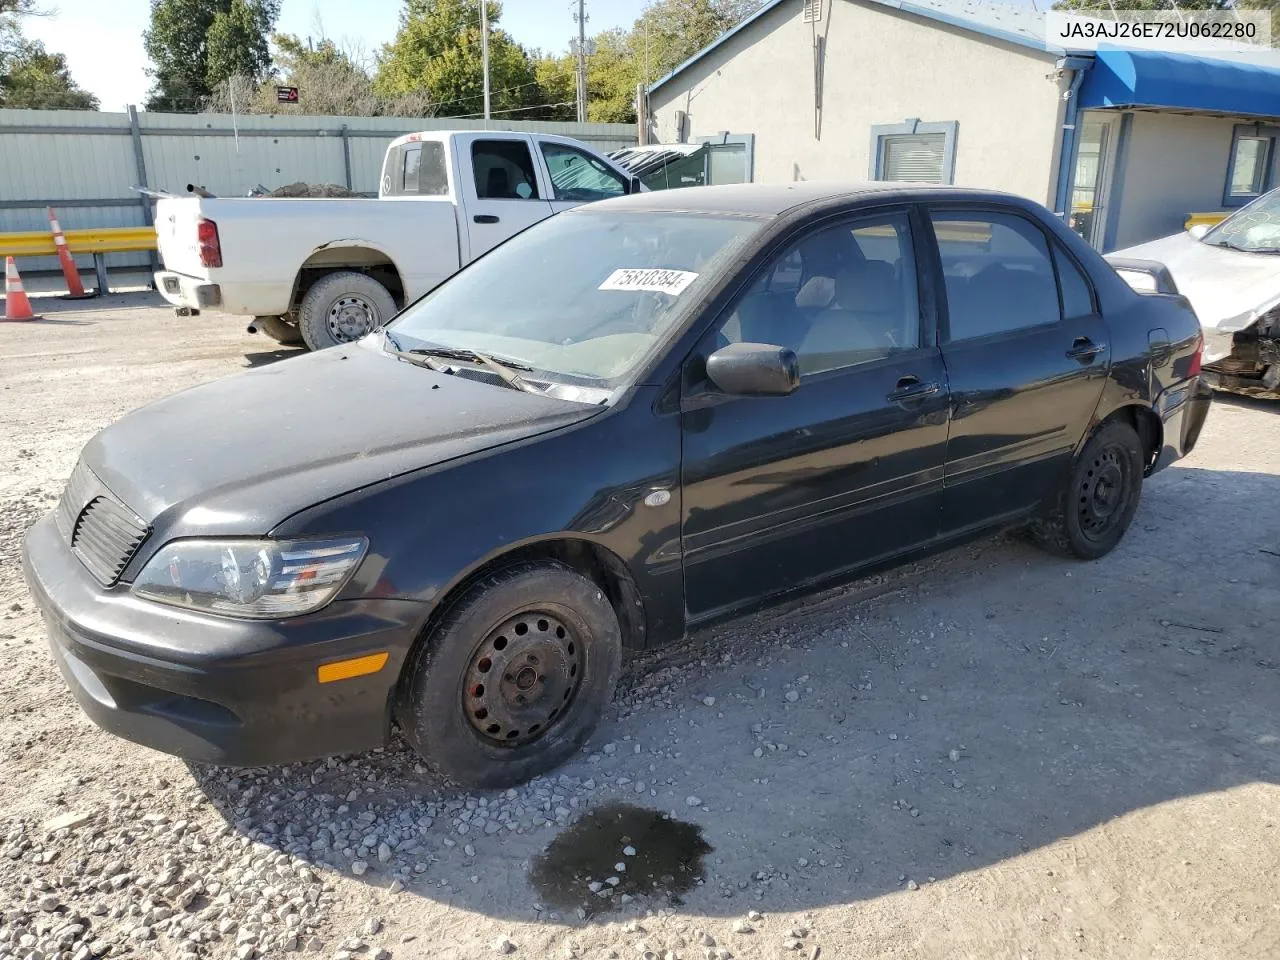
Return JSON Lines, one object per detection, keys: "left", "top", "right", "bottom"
{"left": 57, "top": 461, "right": 150, "bottom": 586}
{"left": 54, "top": 461, "right": 95, "bottom": 541}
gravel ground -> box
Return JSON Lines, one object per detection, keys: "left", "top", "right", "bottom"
{"left": 1, "top": 293, "right": 1278, "bottom": 960}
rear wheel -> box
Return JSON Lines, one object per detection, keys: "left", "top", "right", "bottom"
{"left": 297, "top": 271, "right": 396, "bottom": 350}
{"left": 1029, "top": 420, "right": 1144, "bottom": 560}
{"left": 397, "top": 562, "right": 622, "bottom": 788}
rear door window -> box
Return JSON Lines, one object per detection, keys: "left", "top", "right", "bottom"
{"left": 472, "top": 139, "right": 541, "bottom": 200}
{"left": 1054, "top": 244, "right": 1096, "bottom": 320}
{"left": 929, "top": 211, "right": 1060, "bottom": 341}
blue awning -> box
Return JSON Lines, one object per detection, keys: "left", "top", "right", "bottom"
{"left": 1080, "top": 48, "right": 1280, "bottom": 119}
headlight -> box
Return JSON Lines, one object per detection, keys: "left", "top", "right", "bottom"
{"left": 132, "top": 537, "right": 368, "bottom": 619}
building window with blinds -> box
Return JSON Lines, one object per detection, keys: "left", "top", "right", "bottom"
{"left": 869, "top": 120, "right": 958, "bottom": 185}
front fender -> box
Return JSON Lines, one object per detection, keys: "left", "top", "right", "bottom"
{"left": 272, "top": 386, "right": 687, "bottom": 649}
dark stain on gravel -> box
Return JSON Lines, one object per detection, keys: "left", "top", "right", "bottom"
{"left": 530, "top": 803, "right": 712, "bottom": 917}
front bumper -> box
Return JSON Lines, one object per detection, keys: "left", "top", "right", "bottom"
{"left": 155, "top": 271, "right": 221, "bottom": 311}
{"left": 22, "top": 512, "right": 425, "bottom": 766}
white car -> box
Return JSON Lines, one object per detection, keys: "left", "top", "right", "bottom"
{"left": 1109, "top": 189, "right": 1280, "bottom": 398}
{"left": 154, "top": 130, "right": 641, "bottom": 350}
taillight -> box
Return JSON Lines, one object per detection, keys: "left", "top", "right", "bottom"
{"left": 1188, "top": 331, "right": 1203, "bottom": 377}
{"left": 196, "top": 217, "right": 222, "bottom": 268}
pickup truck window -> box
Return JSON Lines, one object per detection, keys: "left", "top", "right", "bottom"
{"left": 541, "top": 142, "right": 627, "bottom": 202}
{"left": 403, "top": 147, "right": 421, "bottom": 192}
{"left": 389, "top": 210, "right": 762, "bottom": 384}
{"left": 473, "top": 140, "right": 541, "bottom": 200}
{"left": 383, "top": 141, "right": 448, "bottom": 196}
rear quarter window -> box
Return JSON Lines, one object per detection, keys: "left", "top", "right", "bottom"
{"left": 382, "top": 141, "right": 449, "bottom": 197}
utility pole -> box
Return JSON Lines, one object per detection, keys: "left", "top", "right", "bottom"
{"left": 574, "top": 0, "right": 588, "bottom": 122}
{"left": 480, "top": 0, "right": 491, "bottom": 122}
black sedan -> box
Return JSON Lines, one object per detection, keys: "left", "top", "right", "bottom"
{"left": 23, "top": 183, "right": 1211, "bottom": 787}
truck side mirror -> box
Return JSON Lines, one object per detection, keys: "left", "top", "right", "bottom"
{"left": 627, "top": 176, "right": 643, "bottom": 195}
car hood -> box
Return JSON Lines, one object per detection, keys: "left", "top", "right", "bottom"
{"left": 1110, "top": 231, "right": 1280, "bottom": 335}
{"left": 81, "top": 339, "right": 601, "bottom": 536}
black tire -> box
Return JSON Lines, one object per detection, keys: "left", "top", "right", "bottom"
{"left": 1029, "top": 419, "right": 1144, "bottom": 560}
{"left": 297, "top": 271, "right": 396, "bottom": 351}
{"left": 255, "top": 315, "right": 304, "bottom": 346}
{"left": 397, "top": 562, "right": 622, "bottom": 789}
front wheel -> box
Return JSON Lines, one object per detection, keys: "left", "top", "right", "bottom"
{"left": 1029, "top": 419, "right": 1144, "bottom": 560}
{"left": 297, "top": 271, "right": 397, "bottom": 350}
{"left": 397, "top": 562, "right": 622, "bottom": 788}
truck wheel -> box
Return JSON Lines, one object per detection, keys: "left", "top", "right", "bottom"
{"left": 255, "top": 315, "right": 304, "bottom": 346}
{"left": 397, "top": 562, "right": 622, "bottom": 789}
{"left": 297, "top": 271, "right": 397, "bottom": 350}
{"left": 1028, "top": 420, "right": 1144, "bottom": 560}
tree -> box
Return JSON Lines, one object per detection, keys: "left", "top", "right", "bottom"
{"left": 206, "top": 32, "right": 433, "bottom": 117}
{"left": 553, "top": 0, "right": 760, "bottom": 124}
{"left": 530, "top": 51, "right": 576, "bottom": 121}
{"left": 375, "top": 0, "right": 538, "bottom": 118}
{"left": 0, "top": 1, "right": 98, "bottom": 109}
{"left": 0, "top": 38, "right": 98, "bottom": 108}
{"left": 631, "top": 0, "right": 756, "bottom": 83}
{"left": 0, "top": 0, "right": 38, "bottom": 62}
{"left": 206, "top": 0, "right": 278, "bottom": 88}
{"left": 143, "top": 0, "right": 280, "bottom": 112}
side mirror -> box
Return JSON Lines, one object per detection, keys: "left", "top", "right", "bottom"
{"left": 1187, "top": 223, "right": 1210, "bottom": 240}
{"left": 706, "top": 342, "right": 800, "bottom": 397}
{"left": 627, "top": 176, "right": 643, "bottom": 195}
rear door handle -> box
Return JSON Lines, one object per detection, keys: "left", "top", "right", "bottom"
{"left": 473, "top": 214, "right": 500, "bottom": 224}
{"left": 887, "top": 377, "right": 941, "bottom": 403}
{"left": 1066, "top": 337, "right": 1105, "bottom": 361}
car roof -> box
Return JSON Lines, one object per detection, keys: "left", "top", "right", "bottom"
{"left": 581, "top": 181, "right": 1034, "bottom": 218}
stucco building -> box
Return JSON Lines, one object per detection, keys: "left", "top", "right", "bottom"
{"left": 643, "top": 0, "right": 1280, "bottom": 250}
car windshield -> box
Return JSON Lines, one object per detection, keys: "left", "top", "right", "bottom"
{"left": 1202, "top": 187, "right": 1280, "bottom": 253}
{"left": 387, "top": 209, "right": 763, "bottom": 385}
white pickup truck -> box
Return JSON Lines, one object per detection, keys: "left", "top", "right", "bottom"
{"left": 154, "top": 129, "right": 641, "bottom": 349}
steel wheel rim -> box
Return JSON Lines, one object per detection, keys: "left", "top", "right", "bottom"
{"left": 327, "top": 295, "right": 377, "bottom": 342}
{"left": 1077, "top": 444, "right": 1131, "bottom": 541}
{"left": 463, "top": 609, "right": 583, "bottom": 747}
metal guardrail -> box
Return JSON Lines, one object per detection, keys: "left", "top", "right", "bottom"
{"left": 0, "top": 225, "right": 156, "bottom": 294}
{"left": 0, "top": 225, "right": 156, "bottom": 258}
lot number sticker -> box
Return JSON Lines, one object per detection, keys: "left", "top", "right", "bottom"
{"left": 599, "top": 268, "right": 698, "bottom": 296}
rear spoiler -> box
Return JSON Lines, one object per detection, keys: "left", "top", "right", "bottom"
{"left": 1104, "top": 256, "right": 1181, "bottom": 296}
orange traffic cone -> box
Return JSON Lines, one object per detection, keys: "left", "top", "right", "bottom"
{"left": 3, "top": 257, "right": 40, "bottom": 321}
{"left": 47, "top": 207, "right": 95, "bottom": 300}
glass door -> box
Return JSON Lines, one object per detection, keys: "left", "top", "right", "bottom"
{"left": 695, "top": 133, "right": 755, "bottom": 184}
{"left": 1070, "top": 116, "right": 1117, "bottom": 250}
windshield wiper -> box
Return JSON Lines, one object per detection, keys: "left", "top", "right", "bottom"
{"left": 1208, "top": 240, "right": 1280, "bottom": 254}
{"left": 382, "top": 332, "right": 541, "bottom": 394}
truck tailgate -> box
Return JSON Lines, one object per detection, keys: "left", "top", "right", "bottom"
{"left": 155, "top": 198, "right": 211, "bottom": 278}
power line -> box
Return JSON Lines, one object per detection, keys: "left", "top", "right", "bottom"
{"left": 446, "top": 99, "right": 575, "bottom": 119}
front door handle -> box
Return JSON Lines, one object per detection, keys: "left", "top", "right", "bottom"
{"left": 473, "top": 214, "right": 500, "bottom": 224}
{"left": 1067, "top": 336, "right": 1105, "bottom": 362}
{"left": 887, "top": 377, "right": 941, "bottom": 403}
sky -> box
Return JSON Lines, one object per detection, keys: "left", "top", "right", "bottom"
{"left": 23, "top": 0, "right": 652, "bottom": 112}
